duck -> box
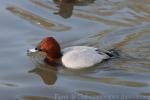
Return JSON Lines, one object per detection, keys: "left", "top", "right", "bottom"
{"left": 27, "top": 37, "right": 118, "bottom": 69}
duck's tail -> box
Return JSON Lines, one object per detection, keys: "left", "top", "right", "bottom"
{"left": 104, "top": 49, "right": 120, "bottom": 58}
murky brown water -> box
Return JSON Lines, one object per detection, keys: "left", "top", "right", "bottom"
{"left": 0, "top": 0, "right": 150, "bottom": 100}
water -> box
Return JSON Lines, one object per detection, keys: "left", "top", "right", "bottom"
{"left": 0, "top": 0, "right": 150, "bottom": 100}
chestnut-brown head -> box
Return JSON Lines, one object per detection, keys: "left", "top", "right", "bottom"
{"left": 36, "top": 37, "right": 62, "bottom": 61}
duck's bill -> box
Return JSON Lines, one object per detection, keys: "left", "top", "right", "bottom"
{"left": 27, "top": 48, "right": 38, "bottom": 53}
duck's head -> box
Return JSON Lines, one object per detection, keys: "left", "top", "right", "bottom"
{"left": 28, "top": 37, "right": 62, "bottom": 62}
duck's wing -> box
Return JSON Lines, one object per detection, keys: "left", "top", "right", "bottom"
{"left": 62, "top": 46, "right": 98, "bottom": 54}
{"left": 61, "top": 46, "right": 109, "bottom": 69}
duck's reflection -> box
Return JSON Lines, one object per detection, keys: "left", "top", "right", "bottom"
{"left": 53, "top": 0, "right": 95, "bottom": 18}
{"left": 29, "top": 64, "right": 57, "bottom": 85}
{"left": 53, "top": 0, "right": 74, "bottom": 18}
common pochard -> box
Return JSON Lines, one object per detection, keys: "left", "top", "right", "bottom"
{"left": 28, "top": 37, "right": 118, "bottom": 69}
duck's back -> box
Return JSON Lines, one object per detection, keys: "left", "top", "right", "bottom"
{"left": 61, "top": 46, "right": 109, "bottom": 69}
